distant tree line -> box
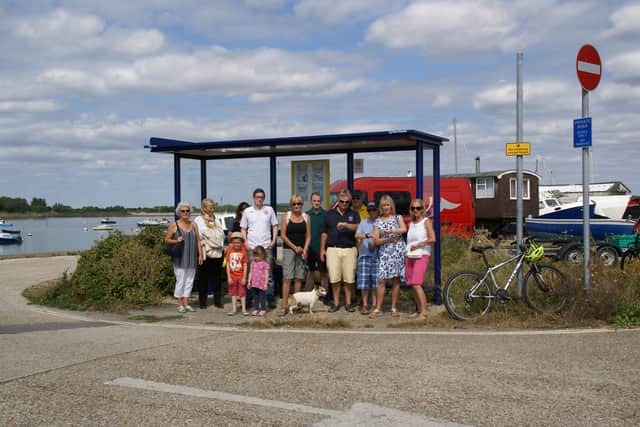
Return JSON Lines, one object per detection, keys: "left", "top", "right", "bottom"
{"left": 0, "top": 196, "right": 173, "bottom": 216}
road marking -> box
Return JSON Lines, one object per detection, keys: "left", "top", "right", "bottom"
{"left": 106, "top": 377, "right": 470, "bottom": 426}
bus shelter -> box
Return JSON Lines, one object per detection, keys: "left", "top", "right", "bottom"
{"left": 147, "top": 130, "right": 448, "bottom": 303}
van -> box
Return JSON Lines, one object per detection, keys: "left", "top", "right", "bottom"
{"left": 330, "top": 177, "right": 475, "bottom": 237}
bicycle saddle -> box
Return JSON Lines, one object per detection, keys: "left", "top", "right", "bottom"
{"left": 471, "top": 245, "right": 493, "bottom": 253}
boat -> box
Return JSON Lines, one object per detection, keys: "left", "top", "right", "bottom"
{"left": 538, "top": 194, "right": 596, "bottom": 219}
{"left": 0, "top": 219, "right": 13, "bottom": 227}
{"left": 92, "top": 224, "right": 114, "bottom": 231}
{"left": 137, "top": 219, "right": 163, "bottom": 227}
{"left": 578, "top": 195, "right": 632, "bottom": 219}
{"left": 100, "top": 218, "right": 117, "bottom": 224}
{"left": 0, "top": 231, "right": 22, "bottom": 244}
{"left": 525, "top": 217, "right": 636, "bottom": 241}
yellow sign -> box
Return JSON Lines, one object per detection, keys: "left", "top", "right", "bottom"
{"left": 506, "top": 142, "right": 530, "bottom": 156}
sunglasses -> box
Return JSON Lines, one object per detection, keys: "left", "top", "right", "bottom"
{"left": 338, "top": 200, "right": 350, "bottom": 204}
{"left": 292, "top": 202, "right": 302, "bottom": 206}
{"left": 180, "top": 209, "right": 191, "bottom": 213}
{"left": 367, "top": 208, "right": 378, "bottom": 212}
{"left": 410, "top": 206, "right": 424, "bottom": 211}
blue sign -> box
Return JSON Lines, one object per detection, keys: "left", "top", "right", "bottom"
{"left": 574, "top": 117, "right": 592, "bottom": 148}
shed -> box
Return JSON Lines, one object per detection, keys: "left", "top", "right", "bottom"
{"left": 147, "top": 129, "right": 449, "bottom": 303}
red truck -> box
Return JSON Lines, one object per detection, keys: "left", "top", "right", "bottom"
{"left": 330, "top": 177, "right": 475, "bottom": 238}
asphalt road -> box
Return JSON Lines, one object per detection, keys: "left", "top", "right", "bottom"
{"left": 1, "top": 256, "right": 639, "bottom": 426}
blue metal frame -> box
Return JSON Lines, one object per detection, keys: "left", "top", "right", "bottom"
{"left": 151, "top": 130, "right": 448, "bottom": 300}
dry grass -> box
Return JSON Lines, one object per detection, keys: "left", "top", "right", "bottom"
{"left": 239, "top": 317, "right": 353, "bottom": 329}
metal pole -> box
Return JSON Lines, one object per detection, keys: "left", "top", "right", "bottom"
{"left": 515, "top": 52, "right": 524, "bottom": 298}
{"left": 453, "top": 118, "right": 458, "bottom": 173}
{"left": 582, "top": 89, "right": 590, "bottom": 291}
{"left": 200, "top": 159, "right": 207, "bottom": 201}
{"left": 173, "top": 153, "right": 181, "bottom": 220}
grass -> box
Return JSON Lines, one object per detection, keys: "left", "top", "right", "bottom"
{"left": 239, "top": 317, "right": 353, "bottom": 329}
{"left": 127, "top": 314, "right": 185, "bottom": 323}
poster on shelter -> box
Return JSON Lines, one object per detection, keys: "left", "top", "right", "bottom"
{"left": 291, "top": 160, "right": 330, "bottom": 209}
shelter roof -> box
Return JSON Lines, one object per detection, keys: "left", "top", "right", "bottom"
{"left": 147, "top": 129, "right": 447, "bottom": 160}
{"left": 443, "top": 169, "right": 541, "bottom": 180}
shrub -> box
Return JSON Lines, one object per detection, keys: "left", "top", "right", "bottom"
{"left": 33, "top": 228, "right": 175, "bottom": 310}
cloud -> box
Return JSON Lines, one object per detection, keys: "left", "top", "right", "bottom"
{"left": 473, "top": 80, "right": 575, "bottom": 113}
{"left": 35, "top": 46, "right": 365, "bottom": 100}
{"left": 602, "top": 2, "right": 640, "bottom": 38}
{"left": 606, "top": 51, "right": 640, "bottom": 85}
{"left": 295, "top": 0, "right": 399, "bottom": 24}
{"left": 432, "top": 94, "right": 451, "bottom": 108}
{"left": 0, "top": 99, "right": 64, "bottom": 113}
{"left": 366, "top": 1, "right": 517, "bottom": 54}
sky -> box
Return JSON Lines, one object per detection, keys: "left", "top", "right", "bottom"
{"left": 1, "top": 0, "right": 639, "bottom": 208}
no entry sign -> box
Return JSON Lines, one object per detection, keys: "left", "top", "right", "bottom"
{"left": 576, "top": 44, "right": 601, "bottom": 91}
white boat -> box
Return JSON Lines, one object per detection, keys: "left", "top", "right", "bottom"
{"left": 0, "top": 219, "right": 13, "bottom": 227}
{"left": 92, "top": 224, "right": 114, "bottom": 231}
{"left": 137, "top": 219, "right": 164, "bottom": 226}
{"left": 578, "top": 195, "right": 632, "bottom": 219}
{"left": 0, "top": 231, "right": 22, "bottom": 244}
{"left": 538, "top": 194, "right": 595, "bottom": 219}
{"left": 100, "top": 217, "right": 117, "bottom": 224}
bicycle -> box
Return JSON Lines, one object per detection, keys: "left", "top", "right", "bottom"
{"left": 444, "top": 237, "right": 568, "bottom": 321}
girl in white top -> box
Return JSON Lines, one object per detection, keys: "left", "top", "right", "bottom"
{"left": 405, "top": 198, "right": 436, "bottom": 321}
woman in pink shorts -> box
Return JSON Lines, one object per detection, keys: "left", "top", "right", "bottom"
{"left": 405, "top": 198, "right": 436, "bottom": 320}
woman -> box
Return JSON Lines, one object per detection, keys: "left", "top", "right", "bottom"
{"left": 278, "top": 195, "right": 311, "bottom": 315}
{"left": 164, "top": 201, "right": 203, "bottom": 313}
{"left": 369, "top": 195, "right": 406, "bottom": 319}
{"left": 405, "top": 198, "right": 436, "bottom": 321}
{"left": 194, "top": 198, "right": 225, "bottom": 309}
{"left": 228, "top": 201, "right": 249, "bottom": 241}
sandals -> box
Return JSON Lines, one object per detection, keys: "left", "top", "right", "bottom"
{"left": 390, "top": 308, "right": 400, "bottom": 317}
{"left": 368, "top": 309, "right": 382, "bottom": 319}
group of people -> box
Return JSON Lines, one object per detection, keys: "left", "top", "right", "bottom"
{"left": 164, "top": 187, "right": 435, "bottom": 320}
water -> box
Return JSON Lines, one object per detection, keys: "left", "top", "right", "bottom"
{"left": 0, "top": 216, "right": 169, "bottom": 256}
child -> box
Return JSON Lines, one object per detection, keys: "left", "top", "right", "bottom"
{"left": 354, "top": 201, "right": 379, "bottom": 315}
{"left": 248, "top": 245, "right": 270, "bottom": 316}
{"left": 225, "top": 232, "right": 249, "bottom": 316}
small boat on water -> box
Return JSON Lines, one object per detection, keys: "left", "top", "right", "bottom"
{"left": 92, "top": 224, "right": 114, "bottom": 231}
{"left": 137, "top": 219, "right": 164, "bottom": 227}
{"left": 0, "top": 219, "right": 13, "bottom": 227}
{"left": 0, "top": 231, "right": 22, "bottom": 244}
{"left": 525, "top": 217, "right": 636, "bottom": 241}
{"left": 100, "top": 218, "right": 117, "bottom": 224}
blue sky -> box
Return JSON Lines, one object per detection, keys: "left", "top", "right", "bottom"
{"left": 1, "top": 1, "right": 639, "bottom": 208}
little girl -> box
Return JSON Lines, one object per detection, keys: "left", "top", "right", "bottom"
{"left": 248, "top": 246, "right": 270, "bottom": 316}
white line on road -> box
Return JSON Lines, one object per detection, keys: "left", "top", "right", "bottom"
{"left": 105, "top": 377, "right": 471, "bottom": 426}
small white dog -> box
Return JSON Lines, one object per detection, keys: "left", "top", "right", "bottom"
{"left": 288, "top": 286, "right": 327, "bottom": 314}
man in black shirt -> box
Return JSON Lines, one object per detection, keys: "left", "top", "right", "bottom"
{"left": 320, "top": 189, "right": 360, "bottom": 312}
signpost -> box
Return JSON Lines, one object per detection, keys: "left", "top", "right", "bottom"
{"left": 575, "top": 44, "right": 601, "bottom": 293}
{"left": 506, "top": 142, "right": 530, "bottom": 156}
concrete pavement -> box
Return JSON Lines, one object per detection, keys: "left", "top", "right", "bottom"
{"left": 1, "top": 256, "right": 639, "bottom": 426}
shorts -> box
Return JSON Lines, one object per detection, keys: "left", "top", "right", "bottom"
{"left": 283, "top": 248, "right": 306, "bottom": 280}
{"left": 228, "top": 277, "right": 246, "bottom": 297}
{"left": 357, "top": 256, "right": 378, "bottom": 290}
{"left": 306, "top": 250, "right": 327, "bottom": 273}
{"left": 405, "top": 255, "right": 430, "bottom": 286}
{"left": 326, "top": 246, "right": 357, "bottom": 284}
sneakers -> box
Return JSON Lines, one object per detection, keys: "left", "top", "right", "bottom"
{"left": 258, "top": 310, "right": 266, "bottom": 316}
{"left": 251, "top": 310, "right": 259, "bottom": 316}
{"left": 227, "top": 311, "right": 236, "bottom": 316}
{"left": 184, "top": 305, "right": 194, "bottom": 312}
{"left": 177, "top": 306, "right": 186, "bottom": 313}
{"left": 345, "top": 303, "right": 357, "bottom": 313}
{"left": 328, "top": 303, "right": 340, "bottom": 313}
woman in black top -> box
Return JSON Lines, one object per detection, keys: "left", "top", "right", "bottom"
{"left": 279, "top": 195, "right": 311, "bottom": 315}
{"left": 228, "top": 201, "right": 249, "bottom": 240}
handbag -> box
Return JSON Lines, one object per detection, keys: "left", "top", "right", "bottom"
{"left": 163, "top": 222, "right": 184, "bottom": 257}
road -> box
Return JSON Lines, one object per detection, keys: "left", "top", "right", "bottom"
{"left": 1, "top": 256, "right": 639, "bottom": 426}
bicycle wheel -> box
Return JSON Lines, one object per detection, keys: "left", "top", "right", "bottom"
{"left": 524, "top": 264, "right": 568, "bottom": 314}
{"left": 444, "top": 271, "right": 492, "bottom": 321}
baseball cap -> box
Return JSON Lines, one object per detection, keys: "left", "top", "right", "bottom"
{"left": 367, "top": 201, "right": 377, "bottom": 209}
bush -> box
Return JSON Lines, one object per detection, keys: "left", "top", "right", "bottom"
{"left": 33, "top": 228, "right": 175, "bottom": 310}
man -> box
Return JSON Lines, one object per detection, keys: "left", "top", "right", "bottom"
{"left": 305, "top": 192, "right": 329, "bottom": 292}
{"left": 241, "top": 188, "right": 279, "bottom": 309}
{"left": 351, "top": 190, "right": 368, "bottom": 221}
{"left": 320, "top": 189, "right": 360, "bottom": 312}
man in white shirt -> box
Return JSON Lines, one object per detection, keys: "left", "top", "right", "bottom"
{"left": 241, "top": 188, "right": 279, "bottom": 308}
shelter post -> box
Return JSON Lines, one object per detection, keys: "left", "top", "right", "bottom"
{"left": 346, "top": 152, "right": 354, "bottom": 191}
{"left": 433, "top": 145, "right": 442, "bottom": 305}
{"left": 200, "top": 159, "right": 207, "bottom": 201}
{"left": 270, "top": 155, "right": 278, "bottom": 259}
{"left": 173, "top": 153, "right": 181, "bottom": 218}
